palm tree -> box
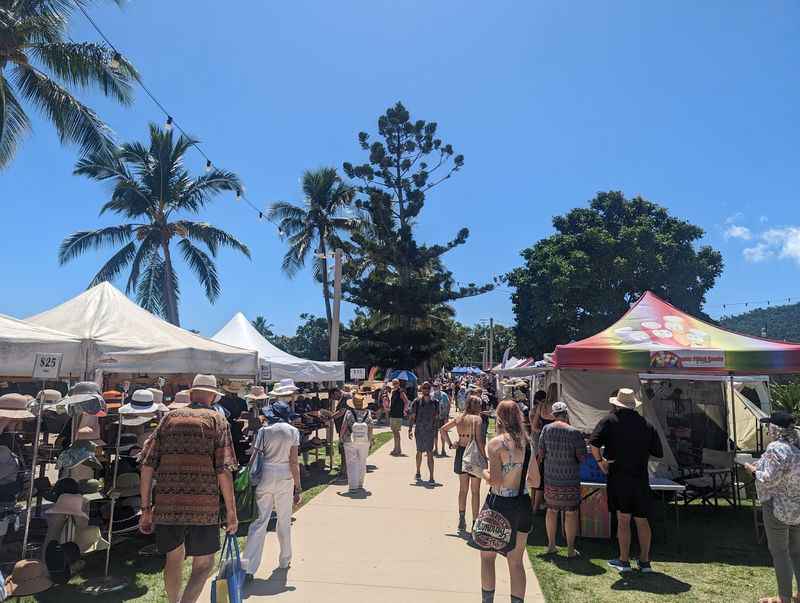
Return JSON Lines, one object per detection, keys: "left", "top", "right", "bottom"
{"left": 268, "top": 167, "right": 355, "bottom": 336}
{"left": 0, "top": 0, "right": 137, "bottom": 168}
{"left": 58, "top": 123, "right": 250, "bottom": 326}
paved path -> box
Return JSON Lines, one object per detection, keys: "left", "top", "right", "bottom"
{"left": 204, "top": 432, "right": 544, "bottom": 602}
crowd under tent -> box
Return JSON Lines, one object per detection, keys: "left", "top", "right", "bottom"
{"left": 212, "top": 312, "right": 344, "bottom": 383}
{"left": 0, "top": 314, "right": 85, "bottom": 378}
{"left": 27, "top": 283, "right": 259, "bottom": 379}
{"left": 548, "top": 291, "right": 792, "bottom": 476}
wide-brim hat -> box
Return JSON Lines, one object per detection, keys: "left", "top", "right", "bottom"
{"left": 0, "top": 394, "right": 34, "bottom": 419}
{"left": 60, "top": 393, "right": 106, "bottom": 417}
{"left": 352, "top": 393, "right": 371, "bottom": 408}
{"left": 37, "top": 389, "right": 62, "bottom": 404}
{"left": 190, "top": 374, "right": 222, "bottom": 401}
{"left": 74, "top": 525, "right": 110, "bottom": 554}
{"left": 56, "top": 440, "right": 101, "bottom": 471}
{"left": 74, "top": 413, "right": 106, "bottom": 446}
{"left": 120, "top": 414, "right": 155, "bottom": 427}
{"left": 270, "top": 378, "right": 299, "bottom": 397}
{"left": 5, "top": 560, "right": 53, "bottom": 596}
{"left": 120, "top": 389, "right": 159, "bottom": 414}
{"left": 245, "top": 386, "right": 268, "bottom": 401}
{"left": 610, "top": 388, "right": 642, "bottom": 409}
{"left": 222, "top": 383, "right": 244, "bottom": 395}
{"left": 146, "top": 388, "right": 164, "bottom": 404}
{"left": 169, "top": 389, "right": 191, "bottom": 409}
{"left": 46, "top": 493, "right": 89, "bottom": 520}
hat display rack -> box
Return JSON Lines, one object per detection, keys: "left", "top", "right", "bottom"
{"left": 79, "top": 380, "right": 132, "bottom": 595}
{"left": 20, "top": 390, "right": 46, "bottom": 555}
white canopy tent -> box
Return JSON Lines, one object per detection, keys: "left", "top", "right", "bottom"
{"left": 212, "top": 312, "right": 344, "bottom": 383}
{"left": 27, "top": 283, "right": 258, "bottom": 377}
{"left": 0, "top": 314, "right": 86, "bottom": 377}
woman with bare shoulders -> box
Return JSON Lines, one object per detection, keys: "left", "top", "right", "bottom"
{"left": 471, "top": 400, "right": 536, "bottom": 603}
{"left": 530, "top": 383, "right": 557, "bottom": 512}
{"left": 441, "top": 395, "right": 486, "bottom": 532}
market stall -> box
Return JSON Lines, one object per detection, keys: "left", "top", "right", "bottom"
{"left": 212, "top": 312, "right": 344, "bottom": 383}
{"left": 0, "top": 314, "right": 85, "bottom": 379}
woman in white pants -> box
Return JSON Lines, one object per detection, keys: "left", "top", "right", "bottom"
{"left": 243, "top": 397, "right": 302, "bottom": 580}
{"left": 340, "top": 391, "right": 374, "bottom": 492}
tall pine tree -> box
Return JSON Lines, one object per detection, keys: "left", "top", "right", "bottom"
{"left": 342, "top": 102, "right": 492, "bottom": 369}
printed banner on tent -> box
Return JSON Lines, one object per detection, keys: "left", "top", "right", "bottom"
{"left": 349, "top": 368, "right": 366, "bottom": 380}
{"left": 649, "top": 349, "right": 726, "bottom": 370}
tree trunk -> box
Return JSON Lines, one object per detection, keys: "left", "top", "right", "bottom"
{"left": 319, "top": 237, "right": 333, "bottom": 342}
{"left": 161, "top": 241, "right": 180, "bottom": 326}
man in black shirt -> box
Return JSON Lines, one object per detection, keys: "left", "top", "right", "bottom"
{"left": 589, "top": 388, "right": 663, "bottom": 574}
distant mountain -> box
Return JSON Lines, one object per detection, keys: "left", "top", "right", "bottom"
{"left": 720, "top": 303, "right": 800, "bottom": 343}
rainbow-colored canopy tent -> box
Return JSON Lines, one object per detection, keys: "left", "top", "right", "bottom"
{"left": 554, "top": 291, "right": 800, "bottom": 374}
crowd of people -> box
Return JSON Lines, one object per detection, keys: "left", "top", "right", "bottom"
{"left": 131, "top": 371, "right": 800, "bottom": 603}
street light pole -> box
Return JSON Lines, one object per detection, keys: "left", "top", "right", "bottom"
{"left": 489, "top": 317, "right": 494, "bottom": 369}
{"left": 329, "top": 248, "right": 343, "bottom": 362}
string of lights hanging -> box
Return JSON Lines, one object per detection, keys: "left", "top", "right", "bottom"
{"left": 74, "top": 4, "right": 282, "bottom": 233}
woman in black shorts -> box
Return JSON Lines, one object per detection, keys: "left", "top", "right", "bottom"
{"left": 440, "top": 395, "right": 485, "bottom": 532}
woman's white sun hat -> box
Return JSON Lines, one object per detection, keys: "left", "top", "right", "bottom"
{"left": 609, "top": 388, "right": 642, "bottom": 410}
{"left": 189, "top": 374, "right": 222, "bottom": 402}
{"left": 269, "top": 378, "right": 299, "bottom": 397}
{"left": 119, "top": 389, "right": 159, "bottom": 415}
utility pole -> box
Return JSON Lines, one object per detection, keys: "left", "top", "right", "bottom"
{"left": 489, "top": 317, "right": 494, "bottom": 370}
{"left": 330, "top": 248, "right": 343, "bottom": 362}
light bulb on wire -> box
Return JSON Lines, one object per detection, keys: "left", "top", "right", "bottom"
{"left": 165, "top": 116, "right": 173, "bottom": 132}
{"left": 235, "top": 190, "right": 241, "bottom": 201}
{"left": 205, "top": 160, "right": 212, "bottom": 173}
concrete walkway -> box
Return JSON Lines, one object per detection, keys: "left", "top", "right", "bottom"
{"left": 205, "top": 433, "right": 544, "bottom": 602}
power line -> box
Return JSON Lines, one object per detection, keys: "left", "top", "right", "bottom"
{"left": 74, "top": 4, "right": 280, "bottom": 230}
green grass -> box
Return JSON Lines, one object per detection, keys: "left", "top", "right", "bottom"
{"left": 527, "top": 500, "right": 776, "bottom": 602}
{"left": 18, "top": 431, "right": 394, "bottom": 602}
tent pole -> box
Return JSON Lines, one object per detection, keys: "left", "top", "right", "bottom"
{"left": 729, "top": 374, "right": 738, "bottom": 451}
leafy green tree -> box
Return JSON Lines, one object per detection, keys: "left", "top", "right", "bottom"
{"left": 0, "top": 0, "right": 137, "bottom": 168}
{"left": 721, "top": 303, "right": 800, "bottom": 343}
{"left": 437, "top": 321, "right": 516, "bottom": 370}
{"left": 252, "top": 316, "right": 277, "bottom": 340}
{"left": 59, "top": 124, "right": 250, "bottom": 325}
{"left": 342, "top": 102, "right": 492, "bottom": 367}
{"left": 507, "top": 191, "right": 723, "bottom": 357}
{"left": 769, "top": 380, "right": 800, "bottom": 422}
{"left": 268, "top": 168, "right": 355, "bottom": 340}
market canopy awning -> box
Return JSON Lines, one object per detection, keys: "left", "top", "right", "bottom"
{"left": 0, "top": 314, "right": 86, "bottom": 377}
{"left": 211, "top": 312, "right": 344, "bottom": 383}
{"left": 554, "top": 291, "right": 800, "bottom": 374}
{"left": 27, "top": 283, "right": 258, "bottom": 376}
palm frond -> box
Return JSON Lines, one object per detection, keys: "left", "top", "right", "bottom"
{"left": 267, "top": 201, "right": 307, "bottom": 223}
{"left": 173, "top": 221, "right": 251, "bottom": 258}
{"left": 125, "top": 230, "right": 160, "bottom": 294}
{"left": 12, "top": 63, "right": 116, "bottom": 158}
{"left": 27, "top": 42, "right": 137, "bottom": 105}
{"left": 0, "top": 76, "right": 32, "bottom": 168}
{"left": 173, "top": 169, "right": 242, "bottom": 214}
{"left": 88, "top": 240, "right": 135, "bottom": 286}
{"left": 177, "top": 238, "right": 220, "bottom": 302}
{"left": 58, "top": 224, "right": 132, "bottom": 264}
{"left": 136, "top": 252, "right": 165, "bottom": 317}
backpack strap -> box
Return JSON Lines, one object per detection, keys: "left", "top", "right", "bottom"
{"left": 518, "top": 444, "right": 532, "bottom": 496}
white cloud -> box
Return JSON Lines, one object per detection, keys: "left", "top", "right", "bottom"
{"left": 725, "top": 212, "right": 745, "bottom": 225}
{"left": 724, "top": 225, "right": 752, "bottom": 240}
{"left": 743, "top": 227, "right": 800, "bottom": 264}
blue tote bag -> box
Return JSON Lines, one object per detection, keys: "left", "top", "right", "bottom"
{"left": 211, "top": 534, "right": 245, "bottom": 603}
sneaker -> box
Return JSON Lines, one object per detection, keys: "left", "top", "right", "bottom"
{"left": 415, "top": 472, "right": 421, "bottom": 481}
{"left": 428, "top": 478, "right": 435, "bottom": 485}
{"left": 607, "top": 559, "right": 633, "bottom": 573}
{"left": 458, "top": 515, "right": 467, "bottom": 531}
{"left": 637, "top": 560, "right": 653, "bottom": 573}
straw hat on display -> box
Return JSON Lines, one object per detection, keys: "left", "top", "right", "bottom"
{"left": 0, "top": 394, "right": 34, "bottom": 419}
{"left": 37, "top": 389, "right": 62, "bottom": 403}
{"left": 190, "top": 374, "right": 222, "bottom": 402}
{"left": 45, "top": 493, "right": 89, "bottom": 520}
{"left": 74, "top": 525, "right": 110, "bottom": 554}
{"left": 5, "top": 559, "right": 53, "bottom": 596}
{"left": 609, "top": 388, "right": 642, "bottom": 410}
{"left": 270, "top": 378, "right": 299, "bottom": 398}
{"left": 245, "top": 386, "right": 268, "bottom": 401}
{"left": 169, "top": 389, "right": 191, "bottom": 409}
{"left": 102, "top": 390, "right": 123, "bottom": 411}
{"left": 119, "top": 389, "right": 158, "bottom": 414}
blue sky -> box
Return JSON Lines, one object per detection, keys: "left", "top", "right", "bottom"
{"left": 3, "top": 1, "right": 800, "bottom": 337}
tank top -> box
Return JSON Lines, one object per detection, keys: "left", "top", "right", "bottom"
{"left": 389, "top": 390, "right": 405, "bottom": 418}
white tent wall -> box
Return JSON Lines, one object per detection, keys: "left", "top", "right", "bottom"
{"left": 0, "top": 314, "right": 87, "bottom": 377}
{"left": 728, "top": 381, "right": 770, "bottom": 452}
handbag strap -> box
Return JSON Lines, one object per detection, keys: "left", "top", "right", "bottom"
{"left": 518, "top": 444, "right": 532, "bottom": 496}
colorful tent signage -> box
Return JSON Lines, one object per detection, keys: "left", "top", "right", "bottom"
{"left": 555, "top": 291, "right": 800, "bottom": 374}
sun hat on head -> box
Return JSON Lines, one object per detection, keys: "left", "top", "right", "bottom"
{"left": 46, "top": 493, "right": 89, "bottom": 520}
{"left": 119, "top": 389, "right": 158, "bottom": 415}
{"left": 263, "top": 401, "right": 298, "bottom": 424}
{"left": 760, "top": 410, "right": 796, "bottom": 428}
{"left": 0, "top": 394, "right": 34, "bottom": 419}
{"left": 270, "top": 379, "right": 299, "bottom": 397}
{"left": 169, "top": 389, "right": 191, "bottom": 409}
{"left": 352, "top": 393, "right": 370, "bottom": 409}
{"left": 609, "top": 388, "right": 642, "bottom": 410}
{"left": 551, "top": 401, "right": 569, "bottom": 415}
{"left": 246, "top": 386, "right": 268, "bottom": 401}
{"left": 5, "top": 559, "right": 53, "bottom": 596}
{"left": 190, "top": 374, "right": 222, "bottom": 401}
{"left": 222, "top": 382, "right": 244, "bottom": 395}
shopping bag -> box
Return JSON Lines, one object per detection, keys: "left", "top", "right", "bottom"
{"left": 211, "top": 534, "right": 245, "bottom": 603}
{"left": 233, "top": 466, "right": 257, "bottom": 524}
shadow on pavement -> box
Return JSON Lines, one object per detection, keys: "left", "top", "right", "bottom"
{"left": 337, "top": 489, "right": 373, "bottom": 499}
{"left": 246, "top": 568, "right": 296, "bottom": 598}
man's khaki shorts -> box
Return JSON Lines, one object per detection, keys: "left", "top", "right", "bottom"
{"left": 390, "top": 418, "right": 403, "bottom": 433}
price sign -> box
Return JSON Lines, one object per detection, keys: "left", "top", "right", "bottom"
{"left": 32, "top": 353, "right": 63, "bottom": 380}
{"left": 349, "top": 368, "right": 366, "bottom": 381}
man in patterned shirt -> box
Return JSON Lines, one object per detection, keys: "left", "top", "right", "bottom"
{"left": 139, "top": 374, "right": 239, "bottom": 603}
